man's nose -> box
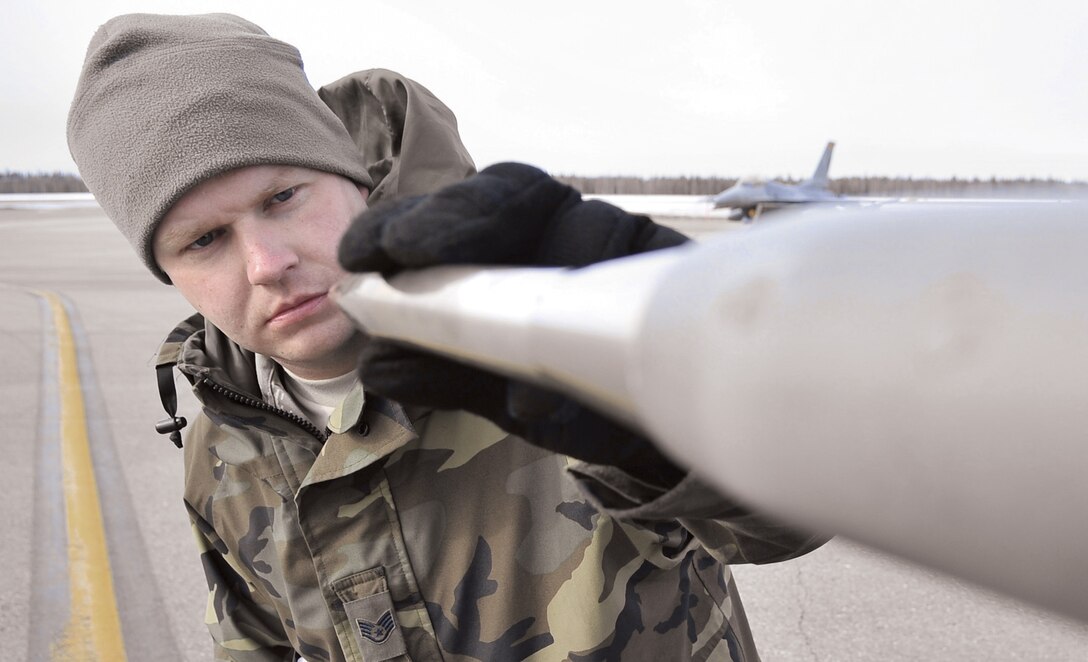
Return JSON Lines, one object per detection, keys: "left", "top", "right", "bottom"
{"left": 244, "top": 233, "right": 299, "bottom": 285}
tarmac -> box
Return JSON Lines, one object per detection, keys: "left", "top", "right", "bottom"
{"left": 2, "top": 204, "right": 1086, "bottom": 660}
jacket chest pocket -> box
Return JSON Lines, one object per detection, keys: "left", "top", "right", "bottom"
{"left": 332, "top": 566, "right": 440, "bottom": 662}
{"left": 334, "top": 567, "right": 406, "bottom": 661}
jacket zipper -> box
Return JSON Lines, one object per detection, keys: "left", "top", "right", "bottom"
{"left": 199, "top": 376, "right": 329, "bottom": 443}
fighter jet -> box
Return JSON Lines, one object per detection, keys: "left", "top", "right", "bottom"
{"left": 713, "top": 142, "right": 840, "bottom": 220}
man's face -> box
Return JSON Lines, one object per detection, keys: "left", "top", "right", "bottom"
{"left": 154, "top": 165, "right": 369, "bottom": 379}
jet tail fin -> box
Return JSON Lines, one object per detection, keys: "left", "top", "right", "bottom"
{"left": 806, "top": 141, "right": 835, "bottom": 188}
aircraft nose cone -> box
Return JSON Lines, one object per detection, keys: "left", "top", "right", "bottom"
{"left": 712, "top": 192, "right": 737, "bottom": 208}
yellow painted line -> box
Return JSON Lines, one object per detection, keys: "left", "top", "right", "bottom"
{"left": 37, "top": 291, "right": 127, "bottom": 661}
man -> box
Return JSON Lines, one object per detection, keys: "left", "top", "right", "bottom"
{"left": 69, "top": 13, "right": 825, "bottom": 661}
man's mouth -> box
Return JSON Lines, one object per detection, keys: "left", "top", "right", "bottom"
{"left": 268, "top": 293, "right": 327, "bottom": 326}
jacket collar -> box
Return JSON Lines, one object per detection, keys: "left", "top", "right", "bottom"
{"left": 158, "top": 314, "right": 420, "bottom": 495}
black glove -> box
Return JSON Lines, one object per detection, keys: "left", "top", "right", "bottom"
{"left": 339, "top": 162, "right": 689, "bottom": 486}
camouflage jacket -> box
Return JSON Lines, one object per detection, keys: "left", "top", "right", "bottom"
{"left": 152, "top": 66, "right": 824, "bottom": 661}
{"left": 158, "top": 313, "right": 825, "bottom": 662}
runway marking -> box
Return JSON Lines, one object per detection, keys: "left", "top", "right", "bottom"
{"left": 35, "top": 289, "right": 127, "bottom": 661}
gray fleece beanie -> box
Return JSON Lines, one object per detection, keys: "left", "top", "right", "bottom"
{"left": 67, "top": 13, "right": 374, "bottom": 283}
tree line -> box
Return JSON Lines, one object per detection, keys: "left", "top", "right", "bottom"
{"left": 555, "top": 173, "right": 1088, "bottom": 197}
{"left": 824, "top": 176, "right": 1088, "bottom": 198}
{"left": 0, "top": 171, "right": 89, "bottom": 194}
{"left": 2, "top": 170, "right": 1084, "bottom": 198}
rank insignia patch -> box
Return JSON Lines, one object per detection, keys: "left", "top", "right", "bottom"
{"left": 357, "top": 609, "right": 396, "bottom": 644}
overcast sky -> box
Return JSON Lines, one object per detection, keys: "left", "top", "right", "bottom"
{"left": 3, "top": 0, "right": 1086, "bottom": 181}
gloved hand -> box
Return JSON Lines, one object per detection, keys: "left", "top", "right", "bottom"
{"left": 338, "top": 162, "right": 689, "bottom": 486}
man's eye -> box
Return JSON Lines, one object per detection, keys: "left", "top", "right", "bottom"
{"left": 271, "top": 188, "right": 295, "bottom": 204}
{"left": 190, "top": 230, "right": 219, "bottom": 250}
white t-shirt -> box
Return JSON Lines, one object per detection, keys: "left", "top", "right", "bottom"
{"left": 255, "top": 354, "right": 359, "bottom": 431}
